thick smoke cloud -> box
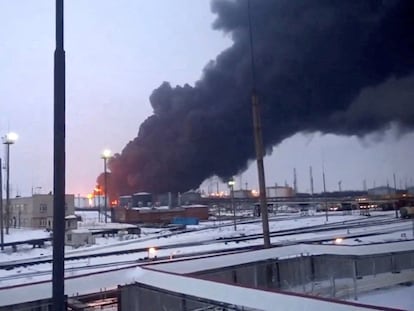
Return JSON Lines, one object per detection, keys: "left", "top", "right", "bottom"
{"left": 100, "top": 0, "right": 414, "bottom": 196}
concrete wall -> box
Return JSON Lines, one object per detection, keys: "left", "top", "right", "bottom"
{"left": 65, "top": 231, "right": 95, "bottom": 247}
{"left": 196, "top": 250, "right": 414, "bottom": 297}
{"left": 119, "top": 283, "right": 238, "bottom": 311}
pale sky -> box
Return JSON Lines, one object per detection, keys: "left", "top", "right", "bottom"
{"left": 0, "top": 0, "right": 413, "bottom": 197}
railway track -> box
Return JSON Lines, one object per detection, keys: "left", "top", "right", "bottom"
{"left": 0, "top": 246, "right": 257, "bottom": 284}
{"left": 1, "top": 227, "right": 412, "bottom": 286}
{"left": 0, "top": 215, "right": 406, "bottom": 271}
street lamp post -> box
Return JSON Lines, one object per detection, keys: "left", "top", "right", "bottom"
{"left": 94, "top": 186, "right": 101, "bottom": 221}
{"left": 101, "top": 149, "right": 111, "bottom": 223}
{"left": 0, "top": 158, "right": 3, "bottom": 250}
{"left": 52, "top": 0, "right": 66, "bottom": 309}
{"left": 228, "top": 179, "right": 236, "bottom": 231}
{"left": 2, "top": 132, "right": 18, "bottom": 235}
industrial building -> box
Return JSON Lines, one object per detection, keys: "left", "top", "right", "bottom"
{"left": 112, "top": 204, "right": 209, "bottom": 225}
{"left": 119, "top": 191, "right": 203, "bottom": 209}
{"left": 265, "top": 185, "right": 295, "bottom": 198}
{"left": 4, "top": 194, "right": 75, "bottom": 229}
{"left": 367, "top": 186, "right": 396, "bottom": 196}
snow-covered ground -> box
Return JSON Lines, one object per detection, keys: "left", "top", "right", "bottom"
{"left": 1, "top": 211, "right": 409, "bottom": 263}
{"left": 0, "top": 210, "right": 412, "bottom": 309}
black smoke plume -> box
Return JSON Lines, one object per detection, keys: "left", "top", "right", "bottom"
{"left": 99, "top": 0, "right": 414, "bottom": 196}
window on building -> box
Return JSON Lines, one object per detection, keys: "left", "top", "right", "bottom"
{"left": 67, "top": 234, "right": 72, "bottom": 242}
{"left": 40, "top": 204, "right": 47, "bottom": 213}
{"left": 40, "top": 218, "right": 47, "bottom": 227}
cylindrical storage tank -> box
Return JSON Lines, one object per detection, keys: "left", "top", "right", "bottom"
{"left": 132, "top": 192, "right": 153, "bottom": 207}
{"left": 119, "top": 195, "right": 132, "bottom": 208}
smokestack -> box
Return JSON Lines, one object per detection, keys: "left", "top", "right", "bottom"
{"left": 309, "top": 166, "right": 314, "bottom": 195}
{"left": 293, "top": 168, "right": 297, "bottom": 194}
{"left": 177, "top": 192, "right": 182, "bottom": 207}
{"left": 99, "top": 1, "right": 414, "bottom": 198}
{"left": 322, "top": 170, "right": 327, "bottom": 193}
{"left": 168, "top": 192, "right": 172, "bottom": 208}
{"left": 393, "top": 173, "right": 397, "bottom": 190}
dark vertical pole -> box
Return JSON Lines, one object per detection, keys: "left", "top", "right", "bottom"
{"left": 5, "top": 144, "right": 10, "bottom": 234}
{"left": 0, "top": 158, "right": 3, "bottom": 250}
{"left": 98, "top": 188, "right": 101, "bottom": 221}
{"left": 393, "top": 173, "right": 397, "bottom": 191}
{"left": 231, "top": 184, "right": 236, "bottom": 231}
{"left": 52, "top": 0, "right": 66, "bottom": 309}
{"left": 248, "top": 0, "right": 270, "bottom": 248}
{"left": 393, "top": 173, "right": 398, "bottom": 218}
{"left": 310, "top": 166, "right": 314, "bottom": 196}
{"left": 323, "top": 167, "right": 328, "bottom": 222}
{"left": 104, "top": 158, "right": 108, "bottom": 223}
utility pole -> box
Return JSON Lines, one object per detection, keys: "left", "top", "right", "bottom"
{"left": 228, "top": 179, "right": 236, "bottom": 231}
{"left": 393, "top": 173, "right": 398, "bottom": 218}
{"left": 323, "top": 165, "right": 328, "bottom": 222}
{"left": 338, "top": 180, "right": 342, "bottom": 192}
{"left": 52, "top": 0, "right": 66, "bottom": 309}
{"left": 248, "top": 0, "right": 270, "bottom": 248}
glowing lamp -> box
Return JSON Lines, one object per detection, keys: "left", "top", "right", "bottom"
{"left": 3, "top": 132, "right": 18, "bottom": 144}
{"left": 101, "top": 149, "right": 111, "bottom": 159}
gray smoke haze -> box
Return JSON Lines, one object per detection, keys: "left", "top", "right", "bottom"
{"left": 99, "top": 0, "right": 414, "bottom": 196}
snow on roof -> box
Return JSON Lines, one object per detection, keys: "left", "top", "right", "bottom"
{"left": 0, "top": 267, "right": 144, "bottom": 306}
{"left": 135, "top": 268, "right": 375, "bottom": 311}
{"left": 0, "top": 266, "right": 377, "bottom": 311}
{"left": 155, "top": 206, "right": 170, "bottom": 210}
{"left": 133, "top": 192, "right": 151, "bottom": 195}
{"left": 132, "top": 206, "right": 179, "bottom": 212}
{"left": 2, "top": 229, "right": 50, "bottom": 243}
{"left": 69, "top": 229, "right": 91, "bottom": 234}
{"left": 149, "top": 240, "right": 414, "bottom": 274}
{"left": 132, "top": 207, "right": 152, "bottom": 210}
{"left": 182, "top": 204, "right": 208, "bottom": 208}
{"left": 65, "top": 215, "right": 78, "bottom": 219}
{"left": 86, "top": 223, "right": 137, "bottom": 230}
